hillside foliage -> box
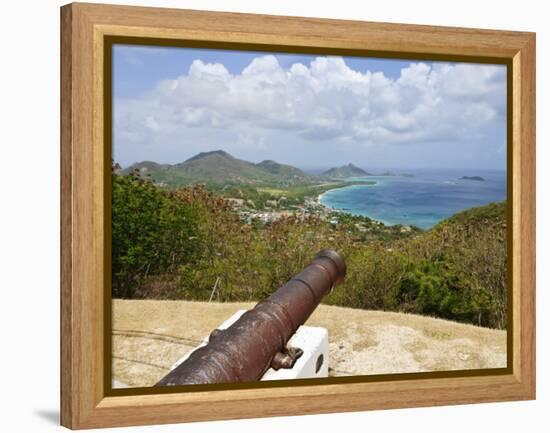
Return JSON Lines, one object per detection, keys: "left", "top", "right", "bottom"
{"left": 112, "top": 170, "right": 508, "bottom": 329}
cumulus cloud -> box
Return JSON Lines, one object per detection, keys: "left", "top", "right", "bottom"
{"left": 114, "top": 54, "right": 506, "bottom": 166}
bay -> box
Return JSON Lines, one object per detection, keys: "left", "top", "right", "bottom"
{"left": 318, "top": 169, "right": 506, "bottom": 229}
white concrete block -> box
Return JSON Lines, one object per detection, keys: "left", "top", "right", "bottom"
{"left": 261, "top": 325, "right": 328, "bottom": 381}
{"left": 170, "top": 309, "right": 329, "bottom": 380}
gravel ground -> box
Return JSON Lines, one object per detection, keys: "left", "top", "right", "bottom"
{"left": 112, "top": 299, "right": 507, "bottom": 387}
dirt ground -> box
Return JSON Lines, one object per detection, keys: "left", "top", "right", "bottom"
{"left": 112, "top": 300, "right": 507, "bottom": 387}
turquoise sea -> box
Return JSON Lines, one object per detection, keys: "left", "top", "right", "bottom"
{"left": 318, "top": 170, "right": 506, "bottom": 229}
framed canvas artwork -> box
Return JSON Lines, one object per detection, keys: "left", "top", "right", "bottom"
{"left": 60, "top": 3, "right": 535, "bottom": 429}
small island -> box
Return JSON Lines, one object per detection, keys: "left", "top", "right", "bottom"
{"left": 460, "top": 176, "right": 485, "bottom": 181}
{"left": 322, "top": 163, "right": 370, "bottom": 179}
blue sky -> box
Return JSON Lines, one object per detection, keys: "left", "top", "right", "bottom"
{"left": 113, "top": 44, "right": 507, "bottom": 171}
{"left": 113, "top": 46, "right": 412, "bottom": 98}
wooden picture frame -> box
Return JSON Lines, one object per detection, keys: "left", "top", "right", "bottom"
{"left": 60, "top": 2, "right": 536, "bottom": 429}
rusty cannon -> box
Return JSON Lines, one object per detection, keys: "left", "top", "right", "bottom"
{"left": 155, "top": 249, "right": 346, "bottom": 386}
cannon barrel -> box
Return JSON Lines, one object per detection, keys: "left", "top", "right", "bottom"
{"left": 155, "top": 249, "right": 346, "bottom": 386}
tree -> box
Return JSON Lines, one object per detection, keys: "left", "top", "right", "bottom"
{"left": 111, "top": 168, "right": 200, "bottom": 298}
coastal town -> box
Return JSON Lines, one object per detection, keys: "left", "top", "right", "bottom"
{"left": 224, "top": 195, "right": 333, "bottom": 224}
{"left": 223, "top": 193, "right": 415, "bottom": 238}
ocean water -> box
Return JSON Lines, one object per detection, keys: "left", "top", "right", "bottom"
{"left": 319, "top": 169, "right": 506, "bottom": 229}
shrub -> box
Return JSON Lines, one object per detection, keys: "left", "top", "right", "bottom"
{"left": 111, "top": 170, "right": 508, "bottom": 329}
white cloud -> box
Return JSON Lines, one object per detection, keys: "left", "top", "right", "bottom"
{"left": 114, "top": 55, "right": 506, "bottom": 165}
{"left": 188, "top": 59, "right": 231, "bottom": 81}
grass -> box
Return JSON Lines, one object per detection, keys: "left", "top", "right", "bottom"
{"left": 256, "top": 187, "right": 288, "bottom": 195}
{"left": 112, "top": 299, "right": 507, "bottom": 387}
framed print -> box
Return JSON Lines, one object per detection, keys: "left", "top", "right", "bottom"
{"left": 60, "top": 2, "right": 536, "bottom": 429}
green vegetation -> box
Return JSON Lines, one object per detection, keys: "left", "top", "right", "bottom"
{"left": 255, "top": 159, "right": 315, "bottom": 181}
{"left": 112, "top": 168, "right": 508, "bottom": 330}
{"left": 112, "top": 171, "right": 201, "bottom": 298}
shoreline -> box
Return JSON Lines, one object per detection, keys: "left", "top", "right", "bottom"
{"left": 316, "top": 182, "right": 391, "bottom": 227}
{"left": 316, "top": 180, "right": 376, "bottom": 204}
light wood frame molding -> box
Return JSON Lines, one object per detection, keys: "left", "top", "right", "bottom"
{"left": 60, "top": 2, "right": 536, "bottom": 429}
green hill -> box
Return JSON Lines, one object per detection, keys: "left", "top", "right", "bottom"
{"left": 123, "top": 150, "right": 318, "bottom": 187}
{"left": 436, "top": 201, "right": 506, "bottom": 228}
{"left": 123, "top": 160, "right": 170, "bottom": 173}
{"left": 322, "top": 163, "right": 370, "bottom": 178}
{"left": 255, "top": 159, "right": 316, "bottom": 183}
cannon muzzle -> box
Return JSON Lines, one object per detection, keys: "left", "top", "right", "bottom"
{"left": 156, "top": 249, "right": 346, "bottom": 386}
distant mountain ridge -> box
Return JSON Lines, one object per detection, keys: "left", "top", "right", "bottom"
{"left": 322, "top": 163, "right": 370, "bottom": 178}
{"left": 123, "top": 150, "right": 317, "bottom": 187}
{"left": 256, "top": 159, "right": 311, "bottom": 180}
{"left": 181, "top": 149, "right": 232, "bottom": 163}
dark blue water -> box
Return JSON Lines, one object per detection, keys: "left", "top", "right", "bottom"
{"left": 319, "top": 170, "right": 506, "bottom": 229}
